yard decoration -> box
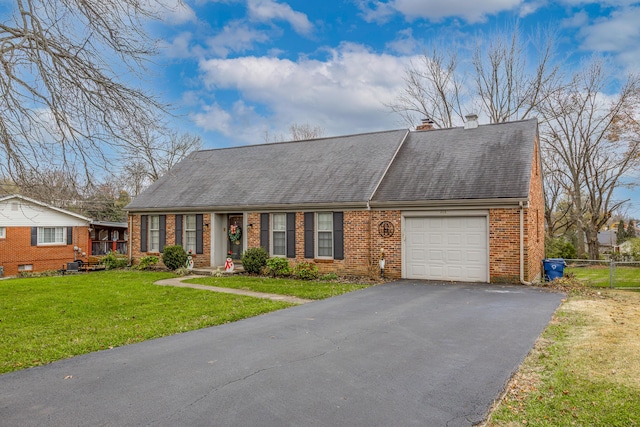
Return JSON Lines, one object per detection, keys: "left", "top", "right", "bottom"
{"left": 224, "top": 257, "right": 234, "bottom": 272}
{"left": 228, "top": 225, "right": 242, "bottom": 244}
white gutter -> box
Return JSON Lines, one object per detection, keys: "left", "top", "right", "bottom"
{"left": 520, "top": 201, "right": 532, "bottom": 285}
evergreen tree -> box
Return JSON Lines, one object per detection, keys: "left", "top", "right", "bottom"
{"left": 627, "top": 221, "right": 637, "bottom": 239}
{"left": 616, "top": 220, "right": 628, "bottom": 244}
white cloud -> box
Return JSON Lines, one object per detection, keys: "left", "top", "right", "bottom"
{"left": 359, "top": 0, "right": 522, "bottom": 23}
{"left": 195, "top": 43, "right": 416, "bottom": 142}
{"left": 247, "top": 0, "right": 314, "bottom": 35}
{"left": 578, "top": 7, "right": 640, "bottom": 53}
{"left": 206, "top": 20, "right": 270, "bottom": 57}
{"left": 386, "top": 28, "right": 421, "bottom": 54}
{"left": 160, "top": 32, "right": 196, "bottom": 59}
{"left": 158, "top": 0, "right": 197, "bottom": 24}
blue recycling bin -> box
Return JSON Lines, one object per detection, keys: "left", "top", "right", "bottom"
{"left": 543, "top": 258, "right": 565, "bottom": 281}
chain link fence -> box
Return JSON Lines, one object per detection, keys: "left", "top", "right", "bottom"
{"left": 563, "top": 259, "right": 640, "bottom": 289}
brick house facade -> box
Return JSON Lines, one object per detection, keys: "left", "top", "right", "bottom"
{"left": 127, "top": 120, "right": 544, "bottom": 283}
{"left": 127, "top": 119, "right": 544, "bottom": 283}
{"left": 0, "top": 195, "right": 92, "bottom": 277}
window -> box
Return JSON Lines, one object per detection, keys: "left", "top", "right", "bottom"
{"left": 18, "top": 264, "right": 33, "bottom": 272}
{"left": 149, "top": 215, "right": 160, "bottom": 252}
{"left": 37, "top": 227, "right": 65, "bottom": 245}
{"left": 271, "top": 213, "right": 286, "bottom": 256}
{"left": 317, "top": 212, "right": 333, "bottom": 258}
{"left": 0, "top": 227, "right": 5, "bottom": 238}
{"left": 184, "top": 215, "right": 197, "bottom": 253}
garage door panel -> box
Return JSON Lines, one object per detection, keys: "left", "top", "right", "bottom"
{"left": 405, "top": 216, "right": 488, "bottom": 283}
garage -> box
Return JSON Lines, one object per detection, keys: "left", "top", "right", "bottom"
{"left": 404, "top": 216, "right": 488, "bottom": 282}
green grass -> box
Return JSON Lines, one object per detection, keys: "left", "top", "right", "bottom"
{"left": 0, "top": 271, "right": 293, "bottom": 374}
{"left": 488, "top": 294, "right": 640, "bottom": 426}
{"left": 183, "top": 275, "right": 370, "bottom": 299}
{"left": 566, "top": 266, "right": 640, "bottom": 288}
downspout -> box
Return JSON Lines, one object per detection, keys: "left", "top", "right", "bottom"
{"left": 128, "top": 214, "right": 133, "bottom": 266}
{"left": 520, "top": 201, "right": 532, "bottom": 285}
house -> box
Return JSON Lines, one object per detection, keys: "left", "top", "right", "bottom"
{"left": 597, "top": 230, "right": 617, "bottom": 254}
{"left": 0, "top": 195, "right": 128, "bottom": 277}
{"left": 125, "top": 118, "right": 545, "bottom": 283}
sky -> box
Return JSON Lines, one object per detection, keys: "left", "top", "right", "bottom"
{"left": 148, "top": 0, "right": 640, "bottom": 217}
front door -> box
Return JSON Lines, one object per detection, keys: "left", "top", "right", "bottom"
{"left": 227, "top": 214, "right": 243, "bottom": 260}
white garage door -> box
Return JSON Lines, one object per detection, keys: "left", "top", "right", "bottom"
{"left": 405, "top": 216, "right": 488, "bottom": 282}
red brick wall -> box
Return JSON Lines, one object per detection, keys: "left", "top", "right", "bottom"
{"left": 526, "top": 137, "right": 545, "bottom": 282}
{"left": 129, "top": 214, "right": 211, "bottom": 268}
{"left": 0, "top": 226, "right": 90, "bottom": 277}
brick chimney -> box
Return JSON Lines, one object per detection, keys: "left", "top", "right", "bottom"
{"left": 464, "top": 114, "right": 478, "bottom": 129}
{"left": 416, "top": 117, "right": 435, "bottom": 131}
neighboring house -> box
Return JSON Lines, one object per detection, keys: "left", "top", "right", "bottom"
{"left": 0, "top": 195, "right": 128, "bottom": 277}
{"left": 126, "top": 118, "right": 545, "bottom": 283}
{"left": 597, "top": 230, "right": 617, "bottom": 253}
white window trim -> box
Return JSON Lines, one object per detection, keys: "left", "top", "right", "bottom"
{"left": 184, "top": 215, "right": 197, "bottom": 253}
{"left": 315, "top": 212, "right": 334, "bottom": 259}
{"left": 0, "top": 227, "right": 5, "bottom": 239}
{"left": 148, "top": 215, "right": 160, "bottom": 253}
{"left": 37, "top": 226, "right": 66, "bottom": 246}
{"left": 270, "top": 213, "right": 287, "bottom": 257}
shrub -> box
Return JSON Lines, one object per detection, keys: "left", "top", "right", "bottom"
{"left": 162, "top": 245, "right": 188, "bottom": 271}
{"left": 265, "top": 257, "right": 291, "bottom": 277}
{"left": 293, "top": 261, "right": 319, "bottom": 280}
{"left": 242, "top": 247, "right": 268, "bottom": 274}
{"left": 545, "top": 237, "right": 577, "bottom": 260}
{"left": 137, "top": 255, "right": 159, "bottom": 270}
{"left": 103, "top": 252, "right": 128, "bottom": 270}
{"left": 320, "top": 272, "right": 339, "bottom": 281}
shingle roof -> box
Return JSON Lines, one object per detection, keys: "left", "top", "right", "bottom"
{"left": 126, "top": 130, "right": 408, "bottom": 211}
{"left": 371, "top": 119, "right": 538, "bottom": 204}
{"left": 126, "top": 119, "right": 537, "bottom": 212}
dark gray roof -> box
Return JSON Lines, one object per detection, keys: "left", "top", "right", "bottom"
{"left": 126, "top": 130, "right": 408, "bottom": 211}
{"left": 126, "top": 119, "right": 538, "bottom": 212}
{"left": 371, "top": 119, "right": 538, "bottom": 205}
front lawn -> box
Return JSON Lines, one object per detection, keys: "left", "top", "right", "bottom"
{"left": 0, "top": 271, "right": 293, "bottom": 374}
{"left": 184, "top": 275, "right": 370, "bottom": 299}
{"left": 566, "top": 265, "right": 640, "bottom": 288}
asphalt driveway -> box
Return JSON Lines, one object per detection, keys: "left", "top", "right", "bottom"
{"left": 0, "top": 281, "right": 564, "bottom": 426}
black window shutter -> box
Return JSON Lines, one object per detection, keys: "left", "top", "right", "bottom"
{"left": 333, "top": 212, "right": 344, "bottom": 260}
{"left": 260, "top": 213, "right": 269, "bottom": 251}
{"left": 140, "top": 216, "right": 148, "bottom": 252}
{"left": 159, "top": 215, "right": 166, "bottom": 253}
{"left": 286, "top": 212, "right": 296, "bottom": 258}
{"left": 175, "top": 215, "right": 183, "bottom": 246}
{"left": 67, "top": 227, "right": 73, "bottom": 245}
{"left": 196, "top": 214, "right": 203, "bottom": 254}
{"left": 31, "top": 227, "right": 37, "bottom": 246}
{"left": 304, "top": 212, "right": 314, "bottom": 259}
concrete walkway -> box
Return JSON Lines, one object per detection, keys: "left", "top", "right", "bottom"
{"left": 155, "top": 276, "right": 313, "bottom": 305}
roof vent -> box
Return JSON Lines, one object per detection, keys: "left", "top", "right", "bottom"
{"left": 416, "top": 117, "right": 435, "bottom": 131}
{"left": 464, "top": 114, "right": 478, "bottom": 130}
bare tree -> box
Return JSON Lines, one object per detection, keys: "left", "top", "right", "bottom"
{"left": 539, "top": 59, "right": 640, "bottom": 259}
{"left": 264, "top": 123, "right": 325, "bottom": 142}
{"left": 122, "top": 129, "right": 202, "bottom": 194}
{"left": 388, "top": 27, "right": 558, "bottom": 128}
{"left": 0, "top": 0, "right": 171, "bottom": 181}
{"left": 386, "top": 47, "right": 465, "bottom": 128}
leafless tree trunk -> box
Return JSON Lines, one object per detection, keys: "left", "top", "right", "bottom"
{"left": 539, "top": 59, "right": 640, "bottom": 259}
{"left": 0, "top": 0, "right": 172, "bottom": 181}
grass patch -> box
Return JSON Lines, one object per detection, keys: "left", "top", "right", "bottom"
{"left": 566, "top": 266, "right": 640, "bottom": 288}
{"left": 183, "top": 275, "right": 371, "bottom": 300}
{"left": 487, "top": 290, "right": 640, "bottom": 426}
{"left": 0, "top": 271, "right": 292, "bottom": 374}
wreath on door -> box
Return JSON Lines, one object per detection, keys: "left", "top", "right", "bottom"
{"left": 228, "top": 225, "right": 242, "bottom": 244}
